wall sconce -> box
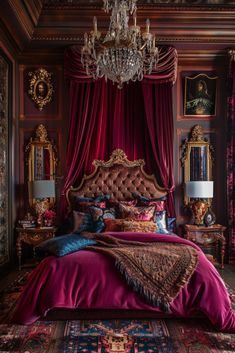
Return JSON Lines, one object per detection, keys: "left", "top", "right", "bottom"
{"left": 28, "top": 180, "right": 55, "bottom": 227}
{"left": 185, "top": 181, "right": 214, "bottom": 226}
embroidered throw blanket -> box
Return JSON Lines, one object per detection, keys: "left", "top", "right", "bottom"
{"left": 84, "top": 233, "right": 198, "bottom": 311}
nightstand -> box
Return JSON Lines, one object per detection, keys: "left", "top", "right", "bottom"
{"left": 16, "top": 227, "right": 56, "bottom": 270}
{"left": 184, "top": 224, "right": 226, "bottom": 269}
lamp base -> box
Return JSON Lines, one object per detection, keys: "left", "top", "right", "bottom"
{"left": 34, "top": 199, "right": 50, "bottom": 228}
{"left": 191, "top": 201, "right": 209, "bottom": 226}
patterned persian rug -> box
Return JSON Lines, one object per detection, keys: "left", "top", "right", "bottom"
{"left": 1, "top": 319, "right": 235, "bottom": 353}
{"left": 0, "top": 272, "right": 235, "bottom": 352}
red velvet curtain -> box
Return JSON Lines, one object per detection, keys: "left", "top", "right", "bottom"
{"left": 227, "top": 50, "right": 235, "bottom": 264}
{"left": 61, "top": 46, "right": 177, "bottom": 217}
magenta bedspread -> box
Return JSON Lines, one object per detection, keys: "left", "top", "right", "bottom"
{"left": 12, "top": 232, "right": 235, "bottom": 332}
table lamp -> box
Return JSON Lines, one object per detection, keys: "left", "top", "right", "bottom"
{"left": 28, "top": 180, "right": 55, "bottom": 227}
{"left": 185, "top": 181, "right": 214, "bottom": 226}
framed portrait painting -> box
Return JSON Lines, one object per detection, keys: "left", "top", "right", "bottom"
{"left": 184, "top": 73, "right": 218, "bottom": 117}
{"left": 28, "top": 68, "right": 54, "bottom": 111}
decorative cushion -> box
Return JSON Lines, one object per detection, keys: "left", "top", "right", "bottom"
{"left": 104, "top": 219, "right": 156, "bottom": 233}
{"left": 72, "top": 194, "right": 110, "bottom": 211}
{"left": 104, "top": 219, "right": 124, "bottom": 232}
{"left": 118, "top": 204, "right": 155, "bottom": 221}
{"left": 72, "top": 211, "right": 94, "bottom": 232}
{"left": 108, "top": 199, "right": 137, "bottom": 207}
{"left": 122, "top": 220, "right": 157, "bottom": 233}
{"left": 107, "top": 200, "right": 137, "bottom": 217}
{"left": 154, "top": 211, "right": 170, "bottom": 234}
{"left": 77, "top": 201, "right": 106, "bottom": 213}
{"left": 89, "top": 206, "right": 116, "bottom": 233}
{"left": 167, "top": 217, "right": 176, "bottom": 233}
{"left": 73, "top": 194, "right": 110, "bottom": 203}
{"left": 132, "top": 193, "right": 166, "bottom": 212}
{"left": 36, "top": 233, "right": 97, "bottom": 257}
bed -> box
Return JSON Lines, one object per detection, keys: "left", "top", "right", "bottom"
{"left": 12, "top": 149, "right": 235, "bottom": 332}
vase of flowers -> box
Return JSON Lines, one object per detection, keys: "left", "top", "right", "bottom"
{"left": 43, "top": 209, "right": 56, "bottom": 227}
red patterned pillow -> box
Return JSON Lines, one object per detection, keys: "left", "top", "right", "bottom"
{"left": 76, "top": 201, "right": 106, "bottom": 213}
{"left": 138, "top": 200, "right": 165, "bottom": 212}
{"left": 104, "top": 219, "right": 124, "bottom": 232}
{"left": 132, "top": 193, "right": 166, "bottom": 212}
{"left": 107, "top": 200, "right": 137, "bottom": 217}
{"left": 118, "top": 204, "right": 155, "bottom": 221}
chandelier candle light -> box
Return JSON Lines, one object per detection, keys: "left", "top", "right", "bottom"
{"left": 81, "top": 0, "right": 158, "bottom": 88}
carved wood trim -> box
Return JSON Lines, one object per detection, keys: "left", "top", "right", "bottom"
{"left": 0, "top": 53, "right": 9, "bottom": 266}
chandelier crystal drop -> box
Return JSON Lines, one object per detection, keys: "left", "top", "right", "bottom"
{"left": 81, "top": 0, "right": 159, "bottom": 89}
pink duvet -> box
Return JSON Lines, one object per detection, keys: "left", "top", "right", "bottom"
{"left": 11, "top": 232, "right": 235, "bottom": 332}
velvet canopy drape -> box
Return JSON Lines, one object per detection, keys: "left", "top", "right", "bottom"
{"left": 227, "top": 50, "right": 235, "bottom": 264}
{"left": 61, "top": 45, "right": 177, "bottom": 217}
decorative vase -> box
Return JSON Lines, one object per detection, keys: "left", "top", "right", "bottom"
{"left": 44, "top": 219, "right": 53, "bottom": 227}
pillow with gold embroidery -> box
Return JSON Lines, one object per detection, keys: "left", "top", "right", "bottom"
{"left": 118, "top": 204, "right": 155, "bottom": 221}
{"left": 104, "top": 219, "right": 156, "bottom": 233}
{"left": 122, "top": 220, "right": 157, "bottom": 233}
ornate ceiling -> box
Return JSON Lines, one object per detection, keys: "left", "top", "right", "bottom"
{"left": 43, "top": 1, "right": 234, "bottom": 3}
{"left": 1, "top": 0, "right": 235, "bottom": 53}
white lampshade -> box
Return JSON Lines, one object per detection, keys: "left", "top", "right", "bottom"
{"left": 185, "top": 181, "right": 213, "bottom": 199}
{"left": 28, "top": 180, "right": 55, "bottom": 199}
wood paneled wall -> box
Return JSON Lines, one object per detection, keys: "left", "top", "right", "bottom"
{"left": 17, "top": 60, "right": 68, "bottom": 219}
{"left": 16, "top": 50, "right": 228, "bottom": 237}
{"left": 174, "top": 51, "right": 228, "bottom": 232}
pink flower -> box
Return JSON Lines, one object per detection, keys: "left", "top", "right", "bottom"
{"left": 43, "top": 209, "right": 56, "bottom": 220}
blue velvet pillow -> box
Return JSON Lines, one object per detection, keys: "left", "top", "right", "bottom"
{"left": 36, "top": 233, "right": 97, "bottom": 257}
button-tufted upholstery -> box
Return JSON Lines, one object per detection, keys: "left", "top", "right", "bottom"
{"left": 67, "top": 155, "right": 168, "bottom": 210}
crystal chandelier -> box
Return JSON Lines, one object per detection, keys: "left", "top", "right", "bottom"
{"left": 81, "top": 0, "right": 159, "bottom": 89}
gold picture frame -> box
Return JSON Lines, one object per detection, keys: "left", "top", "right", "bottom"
{"left": 26, "top": 124, "right": 57, "bottom": 207}
{"left": 28, "top": 68, "right": 54, "bottom": 111}
{"left": 181, "top": 125, "right": 213, "bottom": 205}
{"left": 184, "top": 73, "right": 218, "bottom": 117}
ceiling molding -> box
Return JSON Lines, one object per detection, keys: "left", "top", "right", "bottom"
{"left": 0, "top": 0, "right": 43, "bottom": 51}
{"left": 1, "top": 0, "right": 235, "bottom": 51}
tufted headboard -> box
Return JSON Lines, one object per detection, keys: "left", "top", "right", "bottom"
{"left": 66, "top": 149, "right": 168, "bottom": 209}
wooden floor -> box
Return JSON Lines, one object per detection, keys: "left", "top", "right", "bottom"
{"left": 218, "top": 264, "right": 235, "bottom": 289}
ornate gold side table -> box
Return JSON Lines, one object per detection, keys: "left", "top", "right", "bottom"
{"left": 184, "top": 224, "right": 226, "bottom": 269}
{"left": 16, "top": 227, "right": 56, "bottom": 270}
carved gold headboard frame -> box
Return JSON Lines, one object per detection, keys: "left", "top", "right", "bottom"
{"left": 67, "top": 149, "right": 168, "bottom": 209}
